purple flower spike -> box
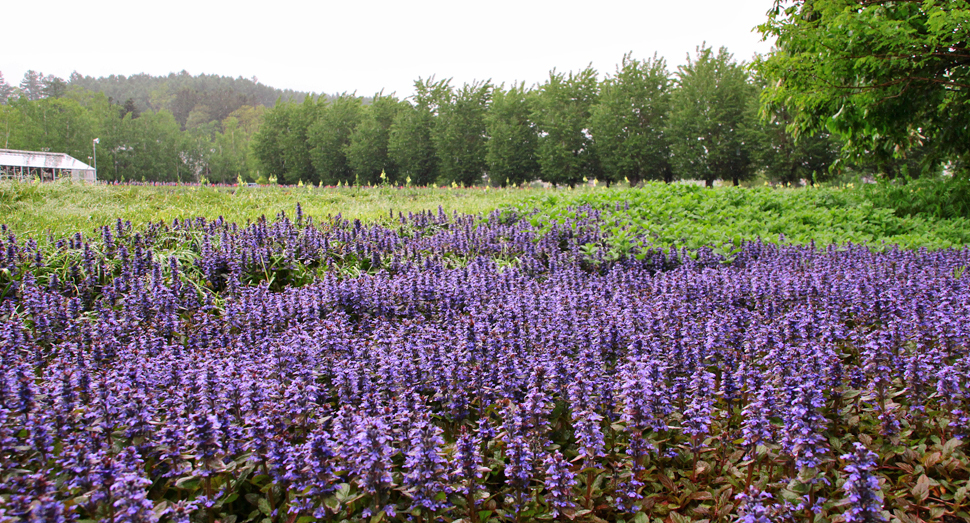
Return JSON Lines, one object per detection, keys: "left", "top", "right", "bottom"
{"left": 543, "top": 450, "right": 577, "bottom": 517}
{"left": 841, "top": 442, "right": 886, "bottom": 523}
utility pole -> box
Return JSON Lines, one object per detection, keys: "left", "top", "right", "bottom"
{"left": 93, "top": 137, "right": 99, "bottom": 181}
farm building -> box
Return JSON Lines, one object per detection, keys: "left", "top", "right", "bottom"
{"left": 0, "top": 148, "right": 97, "bottom": 182}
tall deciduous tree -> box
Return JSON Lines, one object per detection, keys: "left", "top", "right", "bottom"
{"left": 533, "top": 66, "right": 601, "bottom": 188}
{"left": 748, "top": 65, "right": 840, "bottom": 185}
{"left": 3, "top": 96, "right": 97, "bottom": 163}
{"left": 309, "top": 94, "right": 363, "bottom": 186}
{"left": 208, "top": 105, "right": 264, "bottom": 183}
{"left": 115, "top": 110, "right": 186, "bottom": 182}
{"left": 389, "top": 77, "right": 449, "bottom": 186}
{"left": 669, "top": 45, "right": 757, "bottom": 186}
{"left": 755, "top": 105, "right": 841, "bottom": 185}
{"left": 485, "top": 82, "right": 540, "bottom": 187}
{"left": 345, "top": 93, "right": 402, "bottom": 185}
{"left": 279, "top": 96, "right": 319, "bottom": 185}
{"left": 250, "top": 97, "right": 291, "bottom": 183}
{"left": 758, "top": 0, "right": 970, "bottom": 172}
{"left": 590, "top": 53, "right": 674, "bottom": 186}
{"left": 250, "top": 96, "right": 318, "bottom": 185}
{"left": 433, "top": 80, "right": 491, "bottom": 187}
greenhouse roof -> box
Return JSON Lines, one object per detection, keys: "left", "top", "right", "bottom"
{"left": 0, "top": 148, "right": 94, "bottom": 171}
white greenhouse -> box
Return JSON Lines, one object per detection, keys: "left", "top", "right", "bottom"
{"left": 0, "top": 148, "right": 97, "bottom": 182}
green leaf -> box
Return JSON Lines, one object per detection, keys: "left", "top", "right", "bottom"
{"left": 942, "top": 437, "right": 962, "bottom": 458}
{"left": 335, "top": 482, "right": 353, "bottom": 502}
{"left": 174, "top": 476, "right": 199, "bottom": 490}
{"left": 911, "top": 475, "right": 931, "bottom": 503}
{"left": 955, "top": 486, "right": 968, "bottom": 505}
{"left": 669, "top": 513, "right": 691, "bottom": 523}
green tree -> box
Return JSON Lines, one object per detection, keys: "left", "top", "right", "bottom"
{"left": 250, "top": 96, "right": 318, "bottom": 185}
{"left": 208, "top": 105, "right": 264, "bottom": 183}
{"left": 251, "top": 98, "right": 290, "bottom": 183}
{"left": 750, "top": 62, "right": 841, "bottom": 186}
{"left": 4, "top": 96, "right": 97, "bottom": 163}
{"left": 41, "top": 76, "right": 68, "bottom": 99}
{"left": 18, "top": 71, "right": 47, "bottom": 101}
{"left": 170, "top": 88, "right": 200, "bottom": 129}
{"left": 485, "top": 82, "right": 540, "bottom": 187}
{"left": 590, "top": 53, "right": 674, "bottom": 186}
{"left": 0, "top": 72, "right": 13, "bottom": 105}
{"left": 669, "top": 45, "right": 757, "bottom": 186}
{"left": 279, "top": 96, "right": 319, "bottom": 185}
{"left": 533, "top": 66, "right": 601, "bottom": 188}
{"left": 345, "top": 93, "right": 402, "bottom": 185}
{"left": 308, "top": 94, "right": 362, "bottom": 186}
{"left": 115, "top": 110, "right": 186, "bottom": 182}
{"left": 68, "top": 89, "right": 129, "bottom": 182}
{"left": 434, "top": 80, "right": 491, "bottom": 186}
{"left": 389, "top": 77, "right": 449, "bottom": 186}
{"left": 0, "top": 104, "right": 18, "bottom": 148}
{"left": 183, "top": 120, "right": 218, "bottom": 182}
{"left": 758, "top": 0, "right": 970, "bottom": 173}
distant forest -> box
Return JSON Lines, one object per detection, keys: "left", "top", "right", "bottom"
{"left": 0, "top": 58, "right": 943, "bottom": 186}
{"left": 6, "top": 70, "right": 326, "bottom": 129}
{"left": 0, "top": 70, "right": 343, "bottom": 183}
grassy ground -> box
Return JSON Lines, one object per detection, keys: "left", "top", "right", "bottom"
{"left": 3, "top": 180, "right": 969, "bottom": 249}
{"left": 0, "top": 181, "right": 545, "bottom": 239}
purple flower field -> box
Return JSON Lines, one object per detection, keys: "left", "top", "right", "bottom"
{"left": 1, "top": 205, "right": 968, "bottom": 523}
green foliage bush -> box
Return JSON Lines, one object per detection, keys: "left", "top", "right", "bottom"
{"left": 513, "top": 182, "right": 970, "bottom": 251}
{"left": 859, "top": 175, "right": 970, "bottom": 221}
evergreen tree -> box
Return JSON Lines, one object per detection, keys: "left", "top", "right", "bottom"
{"left": 0, "top": 72, "right": 12, "bottom": 105}
{"left": 18, "top": 71, "right": 47, "bottom": 101}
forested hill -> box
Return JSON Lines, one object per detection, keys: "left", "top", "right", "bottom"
{"left": 65, "top": 70, "right": 323, "bottom": 129}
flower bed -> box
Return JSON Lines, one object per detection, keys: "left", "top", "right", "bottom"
{"left": 1, "top": 206, "right": 968, "bottom": 522}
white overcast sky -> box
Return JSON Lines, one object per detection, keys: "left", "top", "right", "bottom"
{"left": 3, "top": 0, "right": 776, "bottom": 100}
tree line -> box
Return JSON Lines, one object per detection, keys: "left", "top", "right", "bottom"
{"left": 0, "top": 70, "right": 309, "bottom": 183}
{"left": 248, "top": 46, "right": 860, "bottom": 188}
{"left": 0, "top": 83, "right": 264, "bottom": 183}
{"left": 0, "top": 43, "right": 947, "bottom": 186}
